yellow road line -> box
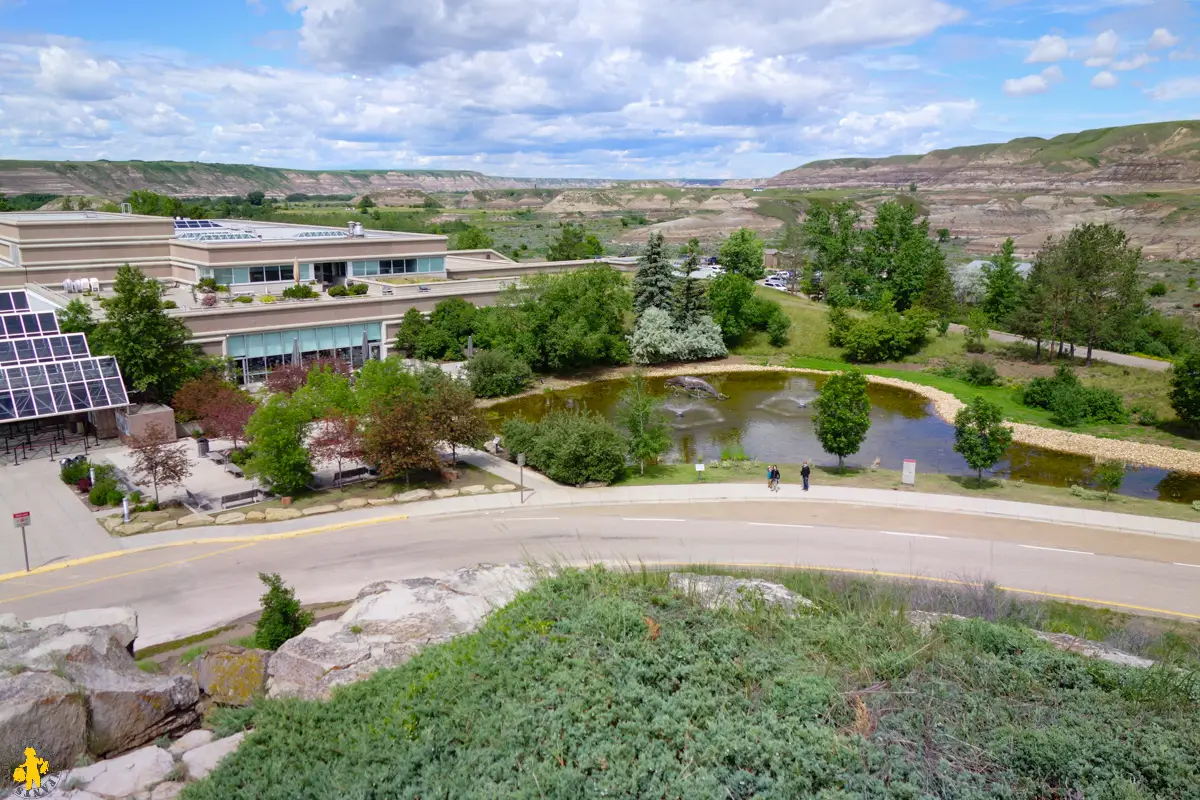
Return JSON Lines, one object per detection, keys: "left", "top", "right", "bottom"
{"left": 0, "top": 543, "right": 260, "bottom": 603}
{"left": 642, "top": 561, "right": 1200, "bottom": 621}
{"left": 0, "top": 513, "right": 409, "bottom": 584}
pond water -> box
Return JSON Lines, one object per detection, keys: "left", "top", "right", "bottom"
{"left": 490, "top": 371, "right": 1200, "bottom": 504}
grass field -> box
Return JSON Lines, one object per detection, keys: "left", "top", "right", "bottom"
{"left": 186, "top": 565, "right": 1200, "bottom": 799}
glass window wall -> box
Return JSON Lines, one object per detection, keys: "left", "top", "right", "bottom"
{"left": 226, "top": 323, "right": 383, "bottom": 385}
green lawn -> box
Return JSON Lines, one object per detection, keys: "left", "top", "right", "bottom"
{"left": 187, "top": 566, "right": 1200, "bottom": 799}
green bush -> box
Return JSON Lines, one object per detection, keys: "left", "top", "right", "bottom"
{"left": 838, "top": 311, "right": 932, "bottom": 363}
{"left": 327, "top": 284, "right": 349, "bottom": 297}
{"left": 1130, "top": 404, "right": 1158, "bottom": 426}
{"left": 1049, "top": 384, "right": 1086, "bottom": 426}
{"left": 1147, "top": 281, "right": 1169, "bottom": 297}
{"left": 281, "top": 284, "right": 318, "bottom": 300}
{"left": 347, "top": 283, "right": 369, "bottom": 296}
{"left": 253, "top": 572, "right": 313, "bottom": 650}
{"left": 501, "top": 410, "right": 627, "bottom": 485}
{"left": 234, "top": 295, "right": 254, "bottom": 304}
{"left": 466, "top": 349, "right": 533, "bottom": 398}
{"left": 161, "top": 300, "right": 178, "bottom": 309}
{"left": 766, "top": 313, "right": 791, "bottom": 347}
{"left": 89, "top": 479, "right": 118, "bottom": 506}
{"left": 1023, "top": 366, "right": 1127, "bottom": 425}
{"left": 60, "top": 459, "right": 91, "bottom": 485}
{"left": 963, "top": 359, "right": 999, "bottom": 387}
{"left": 229, "top": 446, "right": 254, "bottom": 467}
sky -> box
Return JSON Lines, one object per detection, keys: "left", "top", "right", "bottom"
{"left": 0, "top": 0, "right": 1197, "bottom": 179}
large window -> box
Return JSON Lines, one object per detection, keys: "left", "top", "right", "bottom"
{"left": 351, "top": 257, "right": 445, "bottom": 277}
{"left": 208, "top": 265, "right": 296, "bottom": 286}
{"left": 226, "top": 323, "right": 383, "bottom": 385}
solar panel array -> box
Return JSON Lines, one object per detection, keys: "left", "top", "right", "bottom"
{"left": 173, "top": 219, "right": 222, "bottom": 230}
{"left": 0, "top": 289, "right": 129, "bottom": 423}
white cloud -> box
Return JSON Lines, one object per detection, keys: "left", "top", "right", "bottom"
{"left": 802, "top": 100, "right": 978, "bottom": 152}
{"left": 1003, "top": 65, "right": 1064, "bottom": 96}
{"left": 1084, "top": 29, "right": 1119, "bottom": 67}
{"left": 1148, "top": 77, "right": 1200, "bottom": 100}
{"left": 35, "top": 46, "right": 121, "bottom": 101}
{"left": 1110, "top": 53, "right": 1157, "bottom": 71}
{"left": 1091, "top": 71, "right": 1118, "bottom": 89}
{"left": 1147, "top": 28, "right": 1179, "bottom": 50}
{"left": 1026, "top": 35, "right": 1070, "bottom": 63}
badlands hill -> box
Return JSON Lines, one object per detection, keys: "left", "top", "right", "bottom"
{"left": 768, "top": 121, "right": 1200, "bottom": 190}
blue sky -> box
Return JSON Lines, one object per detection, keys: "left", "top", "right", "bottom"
{"left": 0, "top": 0, "right": 1196, "bottom": 178}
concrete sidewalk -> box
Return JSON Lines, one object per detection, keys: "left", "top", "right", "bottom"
{"left": 90, "top": 481, "right": 1200, "bottom": 558}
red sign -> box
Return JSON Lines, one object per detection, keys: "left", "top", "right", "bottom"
{"left": 12, "top": 511, "right": 30, "bottom": 528}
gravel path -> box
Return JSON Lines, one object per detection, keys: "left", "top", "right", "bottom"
{"left": 481, "top": 362, "right": 1200, "bottom": 475}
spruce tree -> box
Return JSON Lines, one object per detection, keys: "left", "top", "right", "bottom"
{"left": 672, "top": 249, "right": 709, "bottom": 326}
{"left": 633, "top": 232, "right": 677, "bottom": 315}
{"left": 981, "top": 238, "right": 1024, "bottom": 323}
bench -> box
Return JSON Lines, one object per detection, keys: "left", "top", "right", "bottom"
{"left": 207, "top": 451, "right": 226, "bottom": 465}
{"left": 232, "top": 290, "right": 254, "bottom": 299}
{"left": 224, "top": 463, "right": 245, "bottom": 478}
{"left": 220, "top": 489, "right": 263, "bottom": 509}
{"left": 185, "top": 488, "right": 213, "bottom": 512}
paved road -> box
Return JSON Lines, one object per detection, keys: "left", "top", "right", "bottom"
{"left": 2, "top": 502, "right": 1198, "bottom": 647}
{"left": 945, "top": 323, "right": 1170, "bottom": 372}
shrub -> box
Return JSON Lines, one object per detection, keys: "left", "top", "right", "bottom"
{"left": 161, "top": 300, "right": 178, "bottom": 309}
{"left": 60, "top": 459, "right": 91, "bottom": 485}
{"left": 629, "top": 308, "right": 727, "bottom": 365}
{"left": 1082, "top": 387, "right": 1129, "bottom": 424}
{"left": 1130, "top": 404, "right": 1158, "bottom": 426}
{"left": 347, "top": 283, "right": 369, "bottom": 296}
{"left": 234, "top": 295, "right": 253, "bottom": 304}
{"left": 327, "top": 284, "right": 349, "bottom": 297}
{"left": 254, "top": 572, "right": 313, "bottom": 650}
{"left": 839, "top": 311, "right": 932, "bottom": 363}
{"left": 1049, "top": 384, "right": 1086, "bottom": 426}
{"left": 501, "top": 410, "right": 627, "bottom": 485}
{"left": 76, "top": 477, "right": 92, "bottom": 493}
{"left": 89, "top": 479, "right": 118, "bottom": 506}
{"left": 105, "top": 488, "right": 125, "bottom": 506}
{"left": 826, "top": 306, "right": 852, "bottom": 347}
{"left": 466, "top": 349, "right": 533, "bottom": 398}
{"left": 963, "top": 359, "right": 999, "bottom": 387}
{"left": 1147, "top": 281, "right": 1169, "bottom": 297}
{"left": 1022, "top": 366, "right": 1127, "bottom": 425}
{"left": 259, "top": 295, "right": 276, "bottom": 304}
{"left": 282, "top": 284, "right": 318, "bottom": 300}
{"left": 200, "top": 294, "right": 218, "bottom": 308}
{"left": 767, "top": 312, "right": 791, "bottom": 347}
{"left": 197, "top": 277, "right": 220, "bottom": 293}
{"left": 229, "top": 446, "right": 254, "bottom": 467}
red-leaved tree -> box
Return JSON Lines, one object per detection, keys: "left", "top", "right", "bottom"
{"left": 202, "top": 385, "right": 257, "bottom": 451}
{"left": 361, "top": 394, "right": 438, "bottom": 486}
{"left": 172, "top": 374, "right": 227, "bottom": 424}
{"left": 308, "top": 412, "right": 364, "bottom": 488}
{"left": 426, "top": 378, "right": 488, "bottom": 462}
{"left": 266, "top": 358, "right": 351, "bottom": 395}
{"left": 129, "top": 422, "right": 192, "bottom": 503}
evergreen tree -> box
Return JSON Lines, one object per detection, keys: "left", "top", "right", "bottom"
{"left": 632, "top": 232, "right": 677, "bottom": 315}
{"left": 813, "top": 369, "right": 871, "bottom": 472}
{"left": 919, "top": 255, "right": 956, "bottom": 333}
{"left": 91, "top": 264, "right": 199, "bottom": 402}
{"left": 1170, "top": 348, "right": 1200, "bottom": 432}
{"left": 672, "top": 245, "right": 709, "bottom": 326}
{"left": 981, "top": 238, "right": 1024, "bottom": 323}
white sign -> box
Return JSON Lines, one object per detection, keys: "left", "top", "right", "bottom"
{"left": 902, "top": 459, "right": 916, "bottom": 486}
{"left": 12, "top": 511, "right": 30, "bottom": 528}
{"left": 517, "top": 453, "right": 526, "bottom": 467}
{"left": 695, "top": 463, "right": 705, "bottom": 472}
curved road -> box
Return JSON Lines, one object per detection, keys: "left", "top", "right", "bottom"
{"left": 2, "top": 501, "right": 1198, "bottom": 647}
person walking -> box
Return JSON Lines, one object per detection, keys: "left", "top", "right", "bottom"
{"left": 766, "top": 464, "right": 776, "bottom": 492}
{"left": 801, "top": 461, "right": 811, "bottom": 491}
{"left": 772, "top": 465, "right": 782, "bottom": 492}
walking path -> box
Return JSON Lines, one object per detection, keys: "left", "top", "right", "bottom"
{"left": 946, "top": 323, "right": 1171, "bottom": 372}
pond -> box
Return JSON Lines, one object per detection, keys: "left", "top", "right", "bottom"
{"left": 489, "top": 371, "right": 1200, "bottom": 504}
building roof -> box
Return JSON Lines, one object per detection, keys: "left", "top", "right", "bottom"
{"left": 172, "top": 218, "right": 443, "bottom": 244}
{"left": 963, "top": 259, "right": 1033, "bottom": 275}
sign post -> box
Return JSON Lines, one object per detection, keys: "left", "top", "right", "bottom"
{"left": 902, "top": 459, "right": 917, "bottom": 486}
{"left": 517, "top": 453, "right": 526, "bottom": 504}
{"left": 12, "top": 511, "right": 30, "bottom": 572}
{"left": 695, "top": 462, "right": 706, "bottom": 482}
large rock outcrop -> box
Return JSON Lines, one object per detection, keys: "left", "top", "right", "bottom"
{"left": 194, "top": 645, "right": 271, "bottom": 706}
{"left": 669, "top": 572, "right": 814, "bottom": 612}
{"left": 0, "top": 608, "right": 200, "bottom": 761}
{"left": 267, "top": 563, "right": 536, "bottom": 700}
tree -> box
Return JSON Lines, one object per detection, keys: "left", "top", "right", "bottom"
{"left": 466, "top": 349, "right": 533, "bottom": 398}
{"left": 673, "top": 250, "right": 709, "bottom": 327}
{"left": 426, "top": 377, "right": 488, "bottom": 461}
{"left": 547, "top": 222, "right": 603, "bottom": 261}
{"left": 201, "top": 385, "right": 256, "bottom": 450}
{"left": 615, "top": 374, "right": 672, "bottom": 474}
{"left": 394, "top": 307, "right": 428, "bottom": 358}
{"left": 246, "top": 191, "right": 266, "bottom": 207}
{"left": 937, "top": 228, "right": 951, "bottom": 243}
{"left": 128, "top": 422, "right": 192, "bottom": 503}
{"left": 91, "top": 265, "right": 199, "bottom": 402}
{"left": 254, "top": 572, "right": 313, "bottom": 650}
{"left": 919, "top": 257, "right": 956, "bottom": 333}
{"left": 308, "top": 412, "right": 364, "bottom": 488}
{"left": 1169, "top": 349, "right": 1200, "bottom": 431}
{"left": 630, "top": 307, "right": 685, "bottom": 365}
{"left": 454, "top": 227, "right": 495, "bottom": 250}
{"left": 1094, "top": 460, "right": 1124, "bottom": 501}
{"left": 245, "top": 394, "right": 314, "bottom": 495}
{"left": 172, "top": 373, "right": 230, "bottom": 423}
{"left": 362, "top": 394, "right": 439, "bottom": 485}
{"left": 953, "top": 396, "right": 1013, "bottom": 486}
{"left": 298, "top": 361, "right": 357, "bottom": 416}
{"left": 632, "top": 232, "right": 676, "bottom": 315}
{"left": 356, "top": 195, "right": 376, "bottom": 213}
{"left": 1065, "top": 224, "right": 1142, "bottom": 365}
{"left": 965, "top": 308, "right": 991, "bottom": 352}
{"left": 813, "top": 370, "right": 871, "bottom": 472}
{"left": 501, "top": 410, "right": 627, "bottom": 485}
{"left": 425, "top": 297, "right": 476, "bottom": 359}
{"left": 718, "top": 228, "right": 765, "bottom": 280}
{"left": 708, "top": 274, "right": 756, "bottom": 342}
{"left": 57, "top": 298, "right": 96, "bottom": 337}
{"left": 356, "top": 357, "right": 420, "bottom": 411}
{"left": 981, "top": 238, "right": 1024, "bottom": 323}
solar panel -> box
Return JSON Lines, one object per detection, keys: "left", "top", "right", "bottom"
{"left": 0, "top": 290, "right": 129, "bottom": 422}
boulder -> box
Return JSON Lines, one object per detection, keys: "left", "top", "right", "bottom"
{"left": 244, "top": 510, "right": 266, "bottom": 521}
{"left": 115, "top": 522, "right": 153, "bottom": 536}
{"left": 339, "top": 498, "right": 369, "bottom": 510}
{"left": 491, "top": 483, "right": 517, "bottom": 493}
{"left": 153, "top": 521, "right": 178, "bottom": 532}
{"left": 268, "top": 564, "right": 535, "bottom": 700}
{"left": 181, "top": 732, "right": 245, "bottom": 781}
{"left": 0, "top": 612, "right": 17, "bottom": 629}
{"left": 459, "top": 485, "right": 488, "bottom": 495}
{"left": 433, "top": 488, "right": 459, "bottom": 499}
{"left": 69, "top": 745, "right": 175, "bottom": 798}
{"left": 24, "top": 607, "right": 139, "bottom": 649}
{"left": 394, "top": 489, "right": 433, "bottom": 503}
{"left": 0, "top": 671, "right": 88, "bottom": 773}
{"left": 214, "top": 512, "right": 246, "bottom": 525}
{"left": 167, "top": 729, "right": 213, "bottom": 756}
{"left": 194, "top": 645, "right": 270, "bottom": 705}
{"left": 264, "top": 507, "right": 302, "bottom": 522}
{"left": 132, "top": 510, "right": 172, "bottom": 524}
{"left": 1034, "top": 631, "right": 1156, "bottom": 669}
{"left": 100, "top": 516, "right": 124, "bottom": 533}
{"left": 669, "top": 573, "right": 814, "bottom": 612}
{"left": 177, "top": 514, "right": 215, "bottom": 528}
{"left": 301, "top": 504, "right": 338, "bottom": 516}
{"left": 366, "top": 497, "right": 395, "bottom": 506}
{"left": 149, "top": 781, "right": 187, "bottom": 800}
